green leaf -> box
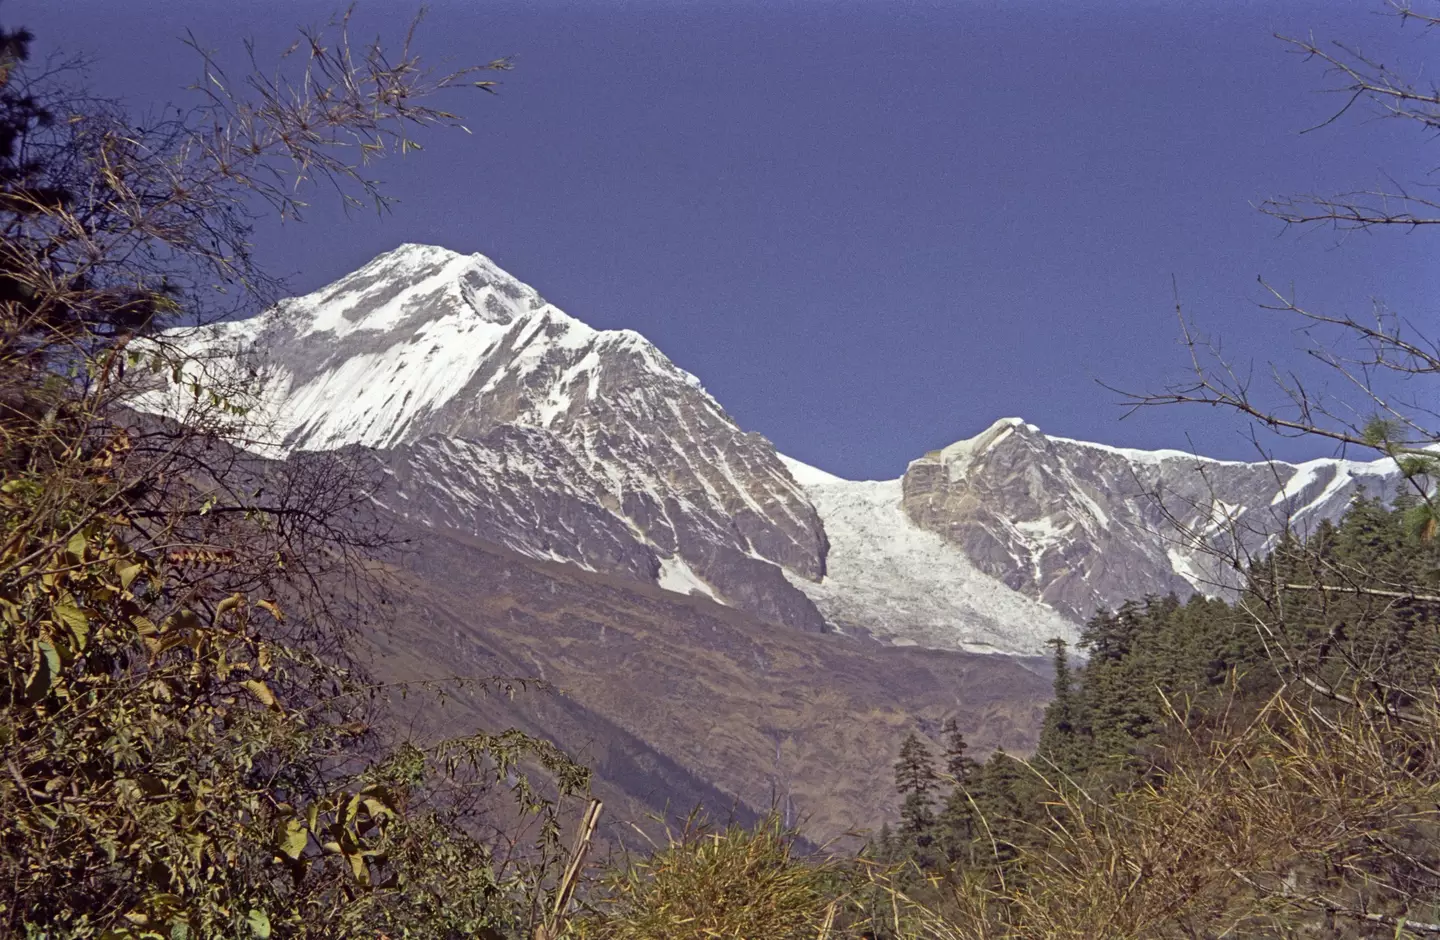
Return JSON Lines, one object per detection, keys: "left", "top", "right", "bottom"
{"left": 55, "top": 604, "right": 89, "bottom": 648}
{"left": 39, "top": 638, "right": 61, "bottom": 676}
{"left": 246, "top": 909, "right": 271, "bottom": 939}
{"left": 276, "top": 818, "right": 308, "bottom": 860}
{"left": 24, "top": 639, "right": 60, "bottom": 703}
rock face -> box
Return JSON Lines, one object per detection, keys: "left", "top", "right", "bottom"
{"left": 901, "top": 418, "right": 1400, "bottom": 623}
{"left": 162, "top": 244, "right": 829, "bottom": 632}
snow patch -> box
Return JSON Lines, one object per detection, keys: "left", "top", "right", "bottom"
{"left": 777, "top": 454, "right": 848, "bottom": 487}
{"left": 1015, "top": 516, "right": 1074, "bottom": 548}
{"left": 1272, "top": 461, "right": 1323, "bottom": 506}
{"left": 1167, "top": 548, "right": 1209, "bottom": 592}
{"left": 657, "top": 554, "right": 720, "bottom": 602}
{"left": 1287, "top": 459, "right": 1392, "bottom": 520}
{"left": 293, "top": 245, "right": 478, "bottom": 339}
{"left": 1048, "top": 435, "right": 1242, "bottom": 467}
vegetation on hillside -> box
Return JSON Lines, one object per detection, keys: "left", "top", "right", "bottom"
{"left": 874, "top": 493, "right": 1440, "bottom": 936}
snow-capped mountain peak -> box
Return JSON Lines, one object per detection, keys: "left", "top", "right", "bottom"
{"left": 286, "top": 243, "right": 534, "bottom": 338}
{"left": 167, "top": 244, "right": 712, "bottom": 454}
{"left": 141, "top": 244, "right": 1405, "bottom": 658}
{"left": 904, "top": 418, "right": 1400, "bottom": 621}
{"left": 153, "top": 244, "right": 831, "bottom": 634}
{"left": 935, "top": 417, "right": 1036, "bottom": 482}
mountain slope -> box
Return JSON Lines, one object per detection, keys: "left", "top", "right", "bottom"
{"left": 366, "top": 514, "right": 1053, "bottom": 843}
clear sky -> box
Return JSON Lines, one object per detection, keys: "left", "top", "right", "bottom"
{"left": 17, "top": 0, "right": 1440, "bottom": 478}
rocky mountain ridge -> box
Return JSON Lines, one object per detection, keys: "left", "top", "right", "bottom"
{"left": 899, "top": 417, "right": 1399, "bottom": 623}
{"left": 151, "top": 244, "right": 1403, "bottom": 654}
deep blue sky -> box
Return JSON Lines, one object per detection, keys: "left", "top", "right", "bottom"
{"left": 17, "top": 0, "right": 1440, "bottom": 478}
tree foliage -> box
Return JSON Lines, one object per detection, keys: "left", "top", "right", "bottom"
{"left": 0, "top": 13, "right": 595, "bottom": 939}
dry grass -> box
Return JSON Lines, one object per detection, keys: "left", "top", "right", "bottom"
{"left": 906, "top": 690, "right": 1440, "bottom": 939}
{"left": 570, "top": 813, "right": 865, "bottom": 940}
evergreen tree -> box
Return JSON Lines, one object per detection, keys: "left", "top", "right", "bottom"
{"left": 893, "top": 730, "right": 938, "bottom": 843}
{"left": 1036, "top": 637, "right": 1085, "bottom": 775}
{"left": 874, "top": 821, "right": 895, "bottom": 865}
{"left": 970, "top": 749, "right": 1029, "bottom": 865}
{"left": 941, "top": 717, "right": 978, "bottom": 786}
{"left": 938, "top": 718, "right": 981, "bottom": 864}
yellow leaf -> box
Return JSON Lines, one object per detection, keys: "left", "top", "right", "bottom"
{"left": 347, "top": 850, "right": 370, "bottom": 886}
{"left": 276, "top": 818, "right": 308, "bottom": 860}
{"left": 242, "top": 679, "right": 280, "bottom": 711}
{"left": 117, "top": 560, "right": 145, "bottom": 590}
{"left": 54, "top": 604, "right": 89, "bottom": 648}
{"left": 165, "top": 610, "right": 202, "bottom": 634}
{"left": 213, "top": 592, "right": 245, "bottom": 626}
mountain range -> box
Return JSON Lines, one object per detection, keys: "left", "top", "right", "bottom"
{"left": 140, "top": 244, "right": 1402, "bottom": 839}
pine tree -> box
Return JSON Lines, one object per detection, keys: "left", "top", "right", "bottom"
{"left": 1037, "top": 637, "right": 1085, "bottom": 775}
{"left": 941, "top": 717, "right": 978, "bottom": 786}
{"left": 893, "top": 730, "right": 938, "bottom": 843}
{"left": 938, "top": 718, "right": 980, "bottom": 864}
{"left": 874, "top": 821, "right": 895, "bottom": 865}
{"left": 970, "top": 748, "right": 1030, "bottom": 865}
